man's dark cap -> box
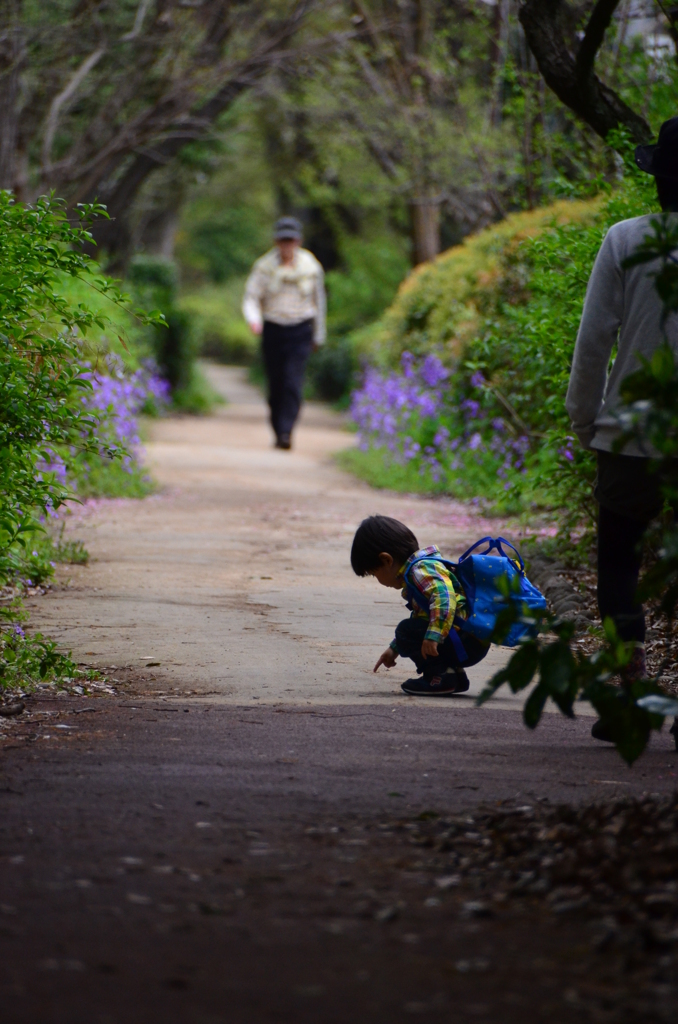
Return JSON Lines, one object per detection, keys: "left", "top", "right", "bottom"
{"left": 635, "top": 116, "right": 678, "bottom": 181}
{"left": 274, "top": 216, "right": 303, "bottom": 241}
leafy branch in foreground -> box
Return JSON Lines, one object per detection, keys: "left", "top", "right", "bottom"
{"left": 478, "top": 212, "right": 678, "bottom": 764}
{"left": 478, "top": 610, "right": 665, "bottom": 766}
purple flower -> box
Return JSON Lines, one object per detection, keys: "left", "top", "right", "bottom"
{"left": 461, "top": 399, "right": 481, "bottom": 420}
{"left": 559, "top": 437, "right": 575, "bottom": 462}
{"left": 349, "top": 351, "right": 533, "bottom": 485}
{"left": 400, "top": 351, "right": 415, "bottom": 379}
{"left": 39, "top": 358, "right": 169, "bottom": 491}
{"left": 420, "top": 354, "right": 448, "bottom": 388}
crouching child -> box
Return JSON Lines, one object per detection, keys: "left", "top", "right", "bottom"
{"left": 351, "top": 515, "right": 489, "bottom": 696}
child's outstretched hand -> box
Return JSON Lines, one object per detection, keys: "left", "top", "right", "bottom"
{"left": 421, "top": 639, "right": 439, "bottom": 659}
{"left": 374, "top": 647, "right": 398, "bottom": 673}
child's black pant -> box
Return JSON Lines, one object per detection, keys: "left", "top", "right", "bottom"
{"left": 261, "top": 319, "right": 314, "bottom": 439}
{"left": 394, "top": 617, "right": 488, "bottom": 680}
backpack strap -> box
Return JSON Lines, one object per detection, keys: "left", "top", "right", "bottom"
{"left": 402, "top": 554, "right": 468, "bottom": 664}
{"left": 447, "top": 625, "right": 468, "bottom": 663}
{"left": 494, "top": 536, "right": 525, "bottom": 572}
{"left": 458, "top": 535, "right": 524, "bottom": 573}
{"left": 402, "top": 553, "right": 457, "bottom": 609}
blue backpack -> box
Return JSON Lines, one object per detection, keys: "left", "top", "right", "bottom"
{"left": 403, "top": 536, "right": 547, "bottom": 663}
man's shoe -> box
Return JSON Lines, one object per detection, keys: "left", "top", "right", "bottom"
{"left": 591, "top": 718, "right": 614, "bottom": 743}
{"left": 670, "top": 717, "right": 678, "bottom": 752}
{"left": 275, "top": 434, "right": 292, "bottom": 450}
{"left": 401, "top": 669, "right": 469, "bottom": 697}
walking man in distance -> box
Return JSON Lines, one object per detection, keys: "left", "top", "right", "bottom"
{"left": 242, "top": 217, "right": 326, "bottom": 450}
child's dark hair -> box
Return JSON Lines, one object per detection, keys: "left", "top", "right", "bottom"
{"left": 351, "top": 515, "right": 419, "bottom": 576}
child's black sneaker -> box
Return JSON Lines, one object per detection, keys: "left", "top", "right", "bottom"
{"left": 591, "top": 718, "right": 614, "bottom": 742}
{"left": 401, "top": 669, "right": 469, "bottom": 697}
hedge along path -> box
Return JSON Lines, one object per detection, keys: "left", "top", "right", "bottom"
{"left": 27, "top": 364, "right": 581, "bottom": 713}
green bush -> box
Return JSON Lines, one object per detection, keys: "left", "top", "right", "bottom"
{"left": 353, "top": 199, "right": 602, "bottom": 370}
{"left": 348, "top": 161, "right": 657, "bottom": 532}
{"left": 127, "top": 256, "right": 196, "bottom": 390}
{"left": 0, "top": 192, "right": 164, "bottom": 689}
{"left": 177, "top": 279, "right": 257, "bottom": 365}
{"left": 307, "top": 336, "right": 356, "bottom": 403}
{"left": 0, "top": 192, "right": 163, "bottom": 549}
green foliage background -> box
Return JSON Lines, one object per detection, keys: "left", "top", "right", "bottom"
{"left": 343, "top": 160, "right": 658, "bottom": 531}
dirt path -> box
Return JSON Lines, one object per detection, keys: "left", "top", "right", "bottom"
{"left": 28, "top": 363, "right": 522, "bottom": 708}
{"left": 4, "top": 367, "right": 678, "bottom": 1023}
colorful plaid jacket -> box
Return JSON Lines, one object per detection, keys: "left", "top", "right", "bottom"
{"left": 390, "top": 545, "right": 467, "bottom": 648}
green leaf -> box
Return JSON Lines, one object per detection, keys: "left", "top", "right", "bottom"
{"left": 476, "top": 667, "right": 510, "bottom": 706}
{"left": 636, "top": 694, "right": 678, "bottom": 717}
{"left": 505, "top": 641, "right": 539, "bottom": 693}
{"left": 586, "top": 680, "right": 661, "bottom": 766}
{"left": 523, "top": 681, "right": 549, "bottom": 729}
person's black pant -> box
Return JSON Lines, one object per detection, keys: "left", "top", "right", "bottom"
{"left": 261, "top": 319, "right": 314, "bottom": 439}
{"left": 394, "top": 617, "right": 489, "bottom": 680}
{"left": 595, "top": 451, "right": 672, "bottom": 644}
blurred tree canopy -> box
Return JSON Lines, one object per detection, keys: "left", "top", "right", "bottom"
{"left": 2, "top": 1, "right": 676, "bottom": 301}
{"left": 0, "top": 0, "right": 320, "bottom": 260}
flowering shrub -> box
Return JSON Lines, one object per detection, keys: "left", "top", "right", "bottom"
{"left": 32, "top": 357, "right": 168, "bottom": 536}
{"left": 85, "top": 358, "right": 169, "bottom": 452}
{"left": 349, "top": 157, "right": 658, "bottom": 524}
{"left": 351, "top": 352, "right": 530, "bottom": 494}
{"left": 37, "top": 357, "right": 170, "bottom": 502}
{"left": 0, "top": 191, "right": 167, "bottom": 691}
{"left": 70, "top": 357, "right": 169, "bottom": 491}
{"left": 0, "top": 190, "right": 165, "bottom": 549}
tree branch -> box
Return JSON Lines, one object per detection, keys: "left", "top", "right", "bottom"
{"left": 518, "top": 0, "right": 652, "bottom": 144}
{"left": 121, "top": 0, "right": 154, "bottom": 42}
{"left": 41, "top": 47, "right": 106, "bottom": 171}
{"left": 575, "top": 0, "right": 621, "bottom": 85}
{"left": 82, "top": 1, "right": 318, "bottom": 257}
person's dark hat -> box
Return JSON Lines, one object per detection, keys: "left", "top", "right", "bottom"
{"left": 274, "top": 216, "right": 303, "bottom": 241}
{"left": 635, "top": 116, "right": 678, "bottom": 181}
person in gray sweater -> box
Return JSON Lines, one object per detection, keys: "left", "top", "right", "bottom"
{"left": 566, "top": 116, "right": 678, "bottom": 746}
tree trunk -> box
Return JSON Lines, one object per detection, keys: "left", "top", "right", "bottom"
{"left": 410, "top": 199, "right": 440, "bottom": 265}
{"left": 137, "top": 208, "right": 179, "bottom": 261}
{"left": 0, "top": 12, "right": 23, "bottom": 191}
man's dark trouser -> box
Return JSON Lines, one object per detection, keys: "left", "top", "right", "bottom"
{"left": 394, "top": 617, "right": 489, "bottom": 680}
{"left": 595, "top": 451, "right": 673, "bottom": 644}
{"left": 261, "top": 319, "right": 314, "bottom": 439}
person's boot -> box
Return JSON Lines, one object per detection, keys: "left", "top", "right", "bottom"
{"left": 401, "top": 668, "right": 469, "bottom": 697}
{"left": 670, "top": 717, "right": 678, "bottom": 752}
{"left": 591, "top": 644, "right": 646, "bottom": 743}
{"left": 275, "top": 433, "right": 292, "bottom": 450}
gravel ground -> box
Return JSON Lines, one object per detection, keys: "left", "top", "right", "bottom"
{"left": 529, "top": 553, "right": 678, "bottom": 699}
{"left": 2, "top": 695, "right": 678, "bottom": 1024}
